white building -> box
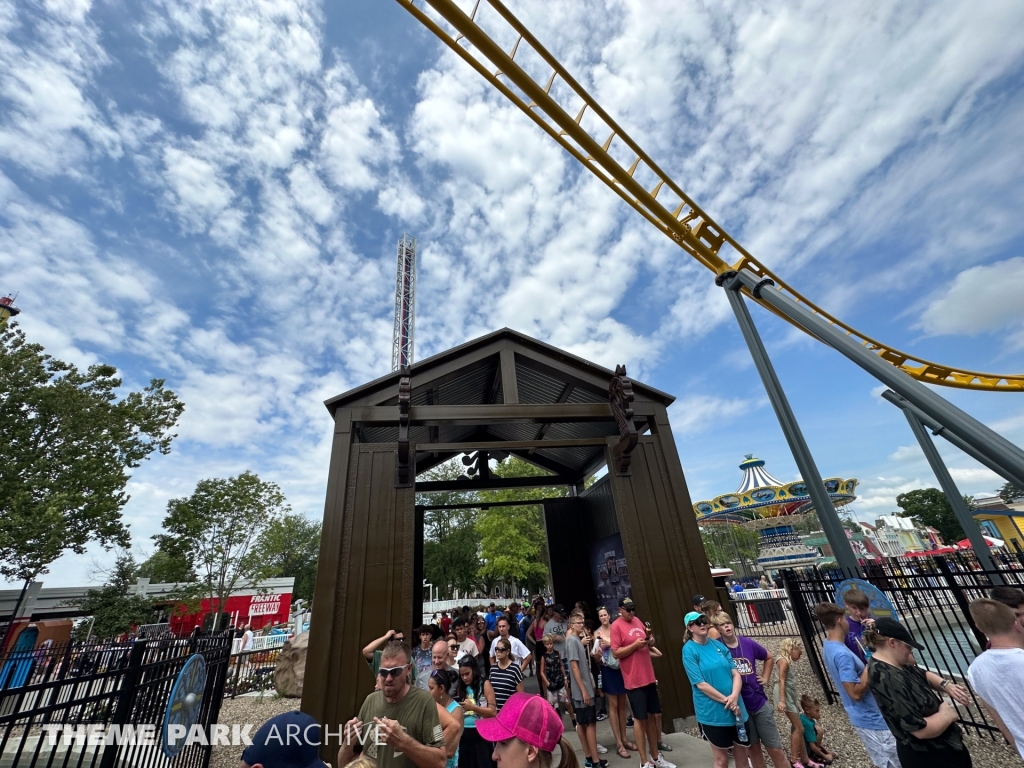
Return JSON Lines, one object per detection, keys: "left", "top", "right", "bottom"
{"left": 876, "top": 515, "right": 925, "bottom": 552}
{"left": 860, "top": 521, "right": 905, "bottom": 557}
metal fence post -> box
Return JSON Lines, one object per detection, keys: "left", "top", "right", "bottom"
{"left": 932, "top": 557, "right": 987, "bottom": 651}
{"left": 99, "top": 639, "right": 147, "bottom": 768}
{"left": 781, "top": 569, "right": 834, "bottom": 705}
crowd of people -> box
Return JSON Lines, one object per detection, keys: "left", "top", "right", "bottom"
{"left": 683, "top": 584, "right": 1024, "bottom": 768}
{"left": 238, "top": 585, "right": 1024, "bottom": 768}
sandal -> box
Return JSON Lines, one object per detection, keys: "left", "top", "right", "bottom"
{"left": 625, "top": 742, "right": 638, "bottom": 751}
{"left": 617, "top": 746, "right": 630, "bottom": 759}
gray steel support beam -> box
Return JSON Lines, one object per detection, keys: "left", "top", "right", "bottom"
{"left": 900, "top": 410, "right": 1003, "bottom": 582}
{"left": 731, "top": 269, "right": 1024, "bottom": 484}
{"left": 720, "top": 274, "right": 860, "bottom": 574}
{"left": 881, "top": 390, "right": 1024, "bottom": 490}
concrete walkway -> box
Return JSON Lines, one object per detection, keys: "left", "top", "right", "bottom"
{"left": 558, "top": 717, "right": 716, "bottom": 768}
{"left": 521, "top": 671, "right": 715, "bottom": 768}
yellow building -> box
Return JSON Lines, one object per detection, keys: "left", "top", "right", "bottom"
{"left": 973, "top": 494, "right": 1024, "bottom": 552}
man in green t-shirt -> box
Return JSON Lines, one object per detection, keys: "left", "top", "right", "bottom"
{"left": 362, "top": 629, "right": 418, "bottom": 687}
{"left": 339, "top": 641, "right": 446, "bottom": 768}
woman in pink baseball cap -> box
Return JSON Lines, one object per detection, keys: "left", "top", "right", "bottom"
{"left": 476, "top": 692, "right": 579, "bottom": 768}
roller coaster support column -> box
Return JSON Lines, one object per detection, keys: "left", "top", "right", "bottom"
{"left": 881, "top": 391, "right": 1024, "bottom": 491}
{"left": 729, "top": 269, "right": 1024, "bottom": 486}
{"left": 718, "top": 272, "right": 861, "bottom": 574}
{"left": 898, "top": 408, "right": 1004, "bottom": 582}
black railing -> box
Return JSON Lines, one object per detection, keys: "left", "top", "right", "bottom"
{"left": 727, "top": 589, "right": 801, "bottom": 638}
{"left": 0, "top": 634, "right": 231, "bottom": 768}
{"left": 224, "top": 647, "right": 281, "bottom": 699}
{"left": 782, "top": 552, "right": 1024, "bottom": 738}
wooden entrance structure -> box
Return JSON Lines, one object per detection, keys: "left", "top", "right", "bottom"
{"left": 303, "top": 329, "right": 715, "bottom": 743}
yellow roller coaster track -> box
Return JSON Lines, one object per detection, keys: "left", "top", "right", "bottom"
{"left": 396, "top": 0, "right": 1024, "bottom": 392}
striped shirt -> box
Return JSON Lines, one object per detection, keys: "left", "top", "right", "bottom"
{"left": 488, "top": 663, "right": 524, "bottom": 712}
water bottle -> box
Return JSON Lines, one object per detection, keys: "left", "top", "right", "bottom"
{"left": 735, "top": 714, "right": 748, "bottom": 743}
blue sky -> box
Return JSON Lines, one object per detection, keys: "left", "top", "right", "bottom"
{"left": 3, "top": 0, "right": 1024, "bottom": 587}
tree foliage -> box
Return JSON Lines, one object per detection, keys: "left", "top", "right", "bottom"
{"left": 419, "top": 460, "right": 481, "bottom": 600}
{"left": 699, "top": 523, "right": 760, "bottom": 571}
{"left": 998, "top": 482, "right": 1024, "bottom": 504}
{"left": 895, "top": 487, "right": 968, "bottom": 544}
{"left": 74, "top": 554, "right": 154, "bottom": 640}
{"left": 251, "top": 513, "right": 321, "bottom": 602}
{"left": 154, "top": 471, "right": 288, "bottom": 631}
{"left": 476, "top": 457, "right": 564, "bottom": 595}
{"left": 0, "top": 324, "right": 184, "bottom": 582}
{"left": 138, "top": 548, "right": 196, "bottom": 583}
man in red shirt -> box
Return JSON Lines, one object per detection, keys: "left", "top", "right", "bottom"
{"left": 440, "top": 610, "right": 453, "bottom": 636}
{"left": 611, "top": 597, "right": 675, "bottom": 768}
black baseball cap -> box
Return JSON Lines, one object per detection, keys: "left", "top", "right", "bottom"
{"left": 692, "top": 594, "right": 706, "bottom": 606}
{"left": 619, "top": 597, "right": 635, "bottom": 610}
{"left": 552, "top": 604, "right": 566, "bottom": 616}
{"left": 873, "top": 617, "right": 924, "bottom": 651}
{"left": 240, "top": 711, "right": 327, "bottom": 768}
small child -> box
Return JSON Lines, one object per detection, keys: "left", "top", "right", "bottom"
{"left": 800, "top": 695, "right": 838, "bottom": 766}
{"left": 842, "top": 588, "right": 874, "bottom": 661}
{"left": 538, "top": 633, "right": 567, "bottom": 713}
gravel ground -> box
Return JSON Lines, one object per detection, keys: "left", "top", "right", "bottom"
{"left": 685, "top": 652, "right": 1021, "bottom": 767}
{"left": 211, "top": 693, "right": 301, "bottom": 768}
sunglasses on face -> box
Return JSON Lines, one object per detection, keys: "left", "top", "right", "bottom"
{"left": 378, "top": 664, "right": 409, "bottom": 679}
{"left": 688, "top": 618, "right": 709, "bottom": 627}
{"left": 496, "top": 646, "right": 510, "bottom": 653}
{"left": 449, "top": 644, "right": 458, "bottom": 650}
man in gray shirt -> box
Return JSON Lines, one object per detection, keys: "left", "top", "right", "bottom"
{"left": 568, "top": 611, "right": 605, "bottom": 768}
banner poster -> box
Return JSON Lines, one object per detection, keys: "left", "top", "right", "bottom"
{"left": 591, "top": 533, "right": 632, "bottom": 606}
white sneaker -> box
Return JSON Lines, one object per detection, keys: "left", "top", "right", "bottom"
{"left": 641, "top": 761, "right": 656, "bottom": 768}
{"left": 654, "top": 756, "right": 676, "bottom": 768}
{"left": 596, "top": 744, "right": 608, "bottom": 754}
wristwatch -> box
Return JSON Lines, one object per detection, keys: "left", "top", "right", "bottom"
{"left": 939, "top": 679, "right": 950, "bottom": 688}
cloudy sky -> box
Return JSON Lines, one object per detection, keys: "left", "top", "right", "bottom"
{"left": 3, "top": 0, "right": 1024, "bottom": 587}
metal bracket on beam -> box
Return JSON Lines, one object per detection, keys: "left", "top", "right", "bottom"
{"left": 395, "top": 368, "right": 413, "bottom": 487}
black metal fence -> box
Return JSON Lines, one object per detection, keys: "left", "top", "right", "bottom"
{"left": 224, "top": 647, "right": 281, "bottom": 699}
{"left": 727, "top": 589, "right": 801, "bottom": 639}
{"left": 0, "top": 634, "right": 231, "bottom": 768}
{"left": 782, "top": 552, "right": 1024, "bottom": 739}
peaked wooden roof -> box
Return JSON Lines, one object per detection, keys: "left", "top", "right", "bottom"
{"left": 325, "top": 328, "right": 674, "bottom": 482}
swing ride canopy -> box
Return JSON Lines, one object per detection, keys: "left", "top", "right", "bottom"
{"left": 693, "top": 455, "right": 857, "bottom": 524}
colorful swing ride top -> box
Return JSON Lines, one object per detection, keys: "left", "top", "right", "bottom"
{"left": 693, "top": 455, "right": 857, "bottom": 526}
{"left": 693, "top": 456, "right": 858, "bottom": 570}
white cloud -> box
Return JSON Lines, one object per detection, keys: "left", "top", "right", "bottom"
{"left": 919, "top": 257, "right": 1024, "bottom": 340}
{"left": 668, "top": 395, "right": 760, "bottom": 436}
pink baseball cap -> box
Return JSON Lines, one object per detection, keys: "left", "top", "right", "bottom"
{"left": 475, "top": 693, "right": 564, "bottom": 752}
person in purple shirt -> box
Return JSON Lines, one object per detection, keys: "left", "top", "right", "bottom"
{"left": 712, "top": 613, "right": 791, "bottom": 768}
{"left": 842, "top": 589, "right": 874, "bottom": 662}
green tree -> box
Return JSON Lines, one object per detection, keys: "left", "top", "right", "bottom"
{"left": 138, "top": 548, "right": 195, "bottom": 583}
{"left": 418, "top": 459, "right": 482, "bottom": 600}
{"left": 250, "top": 513, "right": 321, "bottom": 602}
{"left": 895, "top": 488, "right": 967, "bottom": 544}
{"left": 476, "top": 457, "right": 565, "bottom": 596}
{"left": 154, "top": 471, "right": 289, "bottom": 631}
{"left": 73, "top": 554, "right": 154, "bottom": 640}
{"left": 0, "top": 324, "right": 183, "bottom": 582}
{"left": 699, "top": 523, "right": 760, "bottom": 572}
{"left": 998, "top": 482, "right": 1024, "bottom": 504}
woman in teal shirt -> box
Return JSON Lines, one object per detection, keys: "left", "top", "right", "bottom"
{"left": 681, "top": 611, "right": 751, "bottom": 768}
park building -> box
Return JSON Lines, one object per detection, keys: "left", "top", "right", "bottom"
{"left": 858, "top": 521, "right": 906, "bottom": 558}
{"left": 972, "top": 493, "right": 1024, "bottom": 553}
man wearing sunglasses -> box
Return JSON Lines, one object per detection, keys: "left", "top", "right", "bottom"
{"left": 363, "top": 629, "right": 419, "bottom": 687}
{"left": 612, "top": 597, "right": 675, "bottom": 768}
{"left": 340, "top": 640, "right": 446, "bottom": 768}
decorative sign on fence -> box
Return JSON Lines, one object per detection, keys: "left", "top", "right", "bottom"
{"left": 835, "top": 578, "right": 897, "bottom": 621}
{"left": 162, "top": 653, "right": 208, "bottom": 758}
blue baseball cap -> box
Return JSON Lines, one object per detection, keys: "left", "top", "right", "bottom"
{"left": 684, "top": 611, "right": 706, "bottom": 626}
{"left": 241, "top": 711, "right": 327, "bottom": 768}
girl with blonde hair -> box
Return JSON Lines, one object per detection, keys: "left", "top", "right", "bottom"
{"left": 774, "top": 638, "right": 819, "bottom": 768}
